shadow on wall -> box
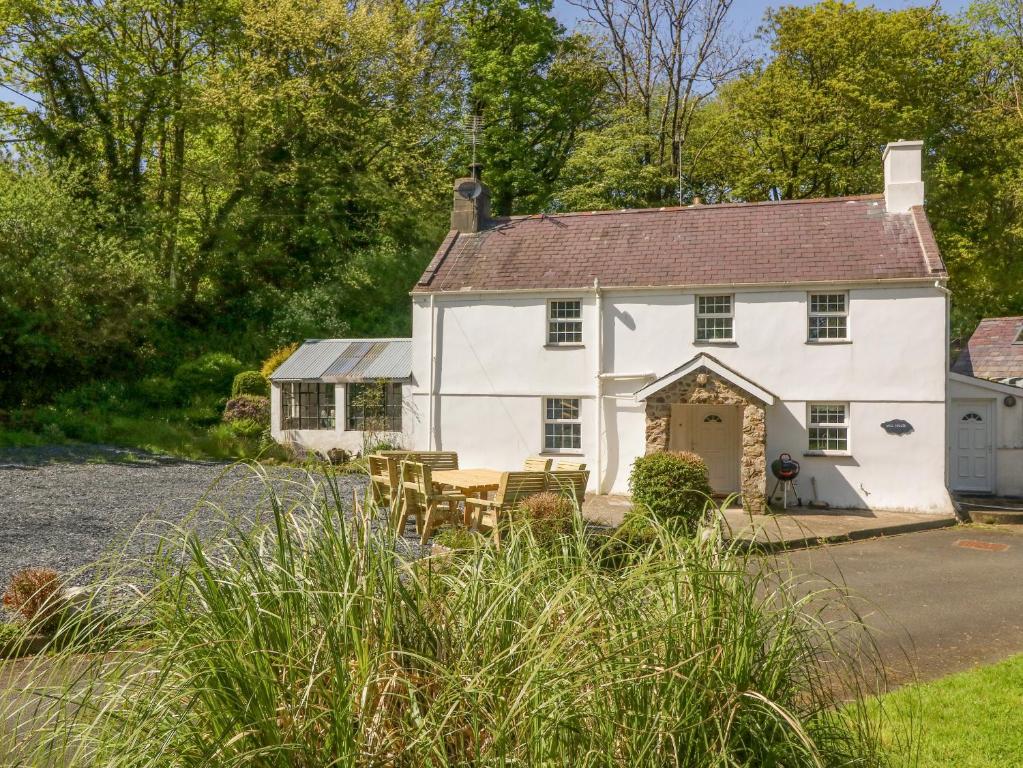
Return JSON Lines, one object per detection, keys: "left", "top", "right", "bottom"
{"left": 766, "top": 404, "right": 866, "bottom": 510}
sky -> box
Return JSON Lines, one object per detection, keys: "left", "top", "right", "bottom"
{"left": 553, "top": 0, "right": 971, "bottom": 37}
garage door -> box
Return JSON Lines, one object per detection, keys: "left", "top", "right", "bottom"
{"left": 951, "top": 401, "right": 993, "bottom": 493}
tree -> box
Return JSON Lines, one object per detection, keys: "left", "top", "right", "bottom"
{"left": 688, "top": 1, "right": 970, "bottom": 202}
{"left": 556, "top": 0, "right": 747, "bottom": 207}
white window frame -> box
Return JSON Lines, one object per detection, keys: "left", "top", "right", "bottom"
{"left": 806, "top": 402, "right": 850, "bottom": 455}
{"left": 807, "top": 292, "right": 849, "bottom": 343}
{"left": 695, "top": 294, "right": 734, "bottom": 342}
{"left": 546, "top": 299, "right": 583, "bottom": 346}
{"left": 542, "top": 397, "right": 582, "bottom": 454}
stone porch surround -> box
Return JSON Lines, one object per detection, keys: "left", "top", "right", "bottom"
{"left": 644, "top": 369, "right": 768, "bottom": 513}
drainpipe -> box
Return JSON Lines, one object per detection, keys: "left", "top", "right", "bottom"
{"left": 935, "top": 279, "right": 952, "bottom": 495}
{"left": 594, "top": 278, "right": 603, "bottom": 494}
{"left": 428, "top": 293, "right": 437, "bottom": 450}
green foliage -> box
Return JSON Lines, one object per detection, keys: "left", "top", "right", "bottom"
{"left": 2, "top": 475, "right": 901, "bottom": 765}
{"left": 629, "top": 451, "right": 713, "bottom": 530}
{"left": 173, "top": 353, "right": 244, "bottom": 398}
{"left": 227, "top": 418, "right": 264, "bottom": 438}
{"left": 432, "top": 525, "right": 483, "bottom": 551}
{"left": 231, "top": 371, "right": 268, "bottom": 398}
{"left": 260, "top": 343, "right": 300, "bottom": 379}
{"left": 136, "top": 377, "right": 180, "bottom": 408}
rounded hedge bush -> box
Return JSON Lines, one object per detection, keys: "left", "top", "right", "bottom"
{"left": 223, "top": 395, "right": 270, "bottom": 426}
{"left": 174, "top": 353, "right": 244, "bottom": 397}
{"left": 231, "top": 370, "right": 269, "bottom": 398}
{"left": 628, "top": 451, "right": 713, "bottom": 531}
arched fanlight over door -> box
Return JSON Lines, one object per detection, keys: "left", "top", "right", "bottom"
{"left": 961, "top": 412, "right": 983, "bottom": 422}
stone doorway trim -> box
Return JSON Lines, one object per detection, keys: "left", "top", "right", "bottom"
{"left": 635, "top": 353, "right": 775, "bottom": 513}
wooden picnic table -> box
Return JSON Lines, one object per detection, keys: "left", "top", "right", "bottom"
{"left": 432, "top": 468, "right": 503, "bottom": 499}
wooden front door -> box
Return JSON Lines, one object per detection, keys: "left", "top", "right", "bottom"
{"left": 670, "top": 404, "right": 740, "bottom": 493}
{"left": 951, "top": 401, "right": 993, "bottom": 493}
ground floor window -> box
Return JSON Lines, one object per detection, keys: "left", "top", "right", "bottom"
{"left": 543, "top": 397, "right": 581, "bottom": 452}
{"left": 346, "top": 382, "right": 403, "bottom": 432}
{"left": 807, "top": 403, "right": 849, "bottom": 452}
{"left": 281, "top": 382, "right": 336, "bottom": 430}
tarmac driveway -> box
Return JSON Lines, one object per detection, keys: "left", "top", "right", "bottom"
{"left": 781, "top": 526, "right": 1023, "bottom": 683}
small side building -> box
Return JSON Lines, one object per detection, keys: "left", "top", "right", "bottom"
{"left": 269, "top": 338, "right": 416, "bottom": 456}
{"left": 949, "top": 317, "right": 1023, "bottom": 497}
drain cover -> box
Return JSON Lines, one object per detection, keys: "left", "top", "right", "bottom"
{"left": 955, "top": 539, "right": 1010, "bottom": 552}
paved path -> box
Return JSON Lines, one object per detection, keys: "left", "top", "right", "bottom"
{"left": 781, "top": 526, "right": 1023, "bottom": 683}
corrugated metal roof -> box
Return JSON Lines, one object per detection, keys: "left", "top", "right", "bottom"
{"left": 270, "top": 338, "right": 412, "bottom": 382}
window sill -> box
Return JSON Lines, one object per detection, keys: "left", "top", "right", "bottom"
{"left": 694, "top": 340, "right": 737, "bottom": 346}
{"left": 802, "top": 450, "right": 853, "bottom": 458}
{"left": 544, "top": 343, "right": 585, "bottom": 349}
{"left": 805, "top": 339, "right": 852, "bottom": 345}
{"left": 540, "top": 451, "right": 585, "bottom": 457}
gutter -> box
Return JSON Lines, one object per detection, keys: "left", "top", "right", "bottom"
{"left": 411, "top": 276, "right": 945, "bottom": 298}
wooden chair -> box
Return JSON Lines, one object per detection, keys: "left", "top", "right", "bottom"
{"left": 546, "top": 470, "right": 590, "bottom": 509}
{"left": 401, "top": 461, "right": 466, "bottom": 544}
{"left": 367, "top": 455, "right": 398, "bottom": 509}
{"left": 523, "top": 456, "right": 553, "bottom": 472}
{"left": 415, "top": 451, "right": 459, "bottom": 471}
{"left": 553, "top": 460, "right": 587, "bottom": 472}
{"left": 465, "top": 472, "right": 547, "bottom": 545}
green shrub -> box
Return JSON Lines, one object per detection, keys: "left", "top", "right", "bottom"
{"left": 260, "top": 342, "right": 299, "bottom": 379}
{"left": 136, "top": 376, "right": 180, "bottom": 407}
{"left": 173, "top": 353, "right": 244, "bottom": 397}
{"left": 182, "top": 401, "right": 222, "bottom": 427}
{"left": 228, "top": 418, "right": 264, "bottom": 438}
{"left": 589, "top": 513, "right": 660, "bottom": 570}
{"left": 628, "top": 451, "right": 712, "bottom": 531}
{"left": 433, "top": 525, "right": 482, "bottom": 551}
{"left": 231, "top": 370, "right": 269, "bottom": 398}
{"left": 222, "top": 395, "right": 270, "bottom": 426}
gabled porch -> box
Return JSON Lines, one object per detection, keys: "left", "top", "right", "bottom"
{"left": 634, "top": 354, "right": 776, "bottom": 513}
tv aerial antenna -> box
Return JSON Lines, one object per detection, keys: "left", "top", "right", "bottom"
{"left": 462, "top": 113, "right": 484, "bottom": 193}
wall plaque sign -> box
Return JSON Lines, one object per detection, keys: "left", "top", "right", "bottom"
{"left": 881, "top": 419, "right": 914, "bottom": 435}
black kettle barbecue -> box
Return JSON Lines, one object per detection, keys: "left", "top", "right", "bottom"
{"left": 769, "top": 453, "right": 801, "bottom": 509}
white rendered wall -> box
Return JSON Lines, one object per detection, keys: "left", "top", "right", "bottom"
{"left": 411, "top": 284, "right": 951, "bottom": 511}
{"left": 949, "top": 377, "right": 1023, "bottom": 497}
{"left": 271, "top": 381, "right": 415, "bottom": 455}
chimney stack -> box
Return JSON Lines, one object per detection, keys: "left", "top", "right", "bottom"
{"left": 451, "top": 165, "right": 491, "bottom": 233}
{"left": 882, "top": 140, "right": 924, "bottom": 213}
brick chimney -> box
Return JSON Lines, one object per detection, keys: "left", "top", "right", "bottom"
{"left": 883, "top": 140, "right": 924, "bottom": 213}
{"left": 451, "top": 164, "right": 490, "bottom": 233}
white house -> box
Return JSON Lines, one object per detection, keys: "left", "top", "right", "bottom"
{"left": 948, "top": 317, "right": 1023, "bottom": 497}
{"left": 407, "top": 141, "right": 955, "bottom": 514}
{"left": 269, "top": 338, "right": 414, "bottom": 455}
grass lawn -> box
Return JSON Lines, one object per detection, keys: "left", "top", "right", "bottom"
{"left": 879, "top": 653, "right": 1023, "bottom": 767}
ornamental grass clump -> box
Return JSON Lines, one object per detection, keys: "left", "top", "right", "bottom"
{"left": 2, "top": 468, "right": 904, "bottom": 767}
{"left": 2, "top": 567, "right": 63, "bottom": 631}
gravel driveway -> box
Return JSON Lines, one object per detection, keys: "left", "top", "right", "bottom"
{"left": 0, "top": 445, "right": 378, "bottom": 597}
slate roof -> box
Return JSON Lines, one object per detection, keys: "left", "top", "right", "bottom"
{"left": 415, "top": 195, "right": 945, "bottom": 292}
{"left": 952, "top": 317, "right": 1023, "bottom": 382}
{"left": 269, "top": 339, "right": 411, "bottom": 382}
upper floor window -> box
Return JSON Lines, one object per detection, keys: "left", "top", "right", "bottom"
{"left": 808, "top": 293, "right": 848, "bottom": 342}
{"left": 695, "top": 295, "right": 734, "bottom": 341}
{"left": 547, "top": 300, "right": 582, "bottom": 345}
{"left": 807, "top": 403, "right": 849, "bottom": 453}
{"left": 346, "top": 382, "right": 403, "bottom": 432}
{"left": 543, "top": 397, "right": 581, "bottom": 452}
{"left": 281, "top": 382, "right": 335, "bottom": 430}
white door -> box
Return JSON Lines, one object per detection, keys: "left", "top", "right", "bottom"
{"left": 951, "top": 401, "right": 993, "bottom": 493}
{"left": 670, "top": 404, "right": 739, "bottom": 493}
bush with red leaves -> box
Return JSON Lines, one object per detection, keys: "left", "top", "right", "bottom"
{"left": 3, "top": 568, "right": 63, "bottom": 628}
